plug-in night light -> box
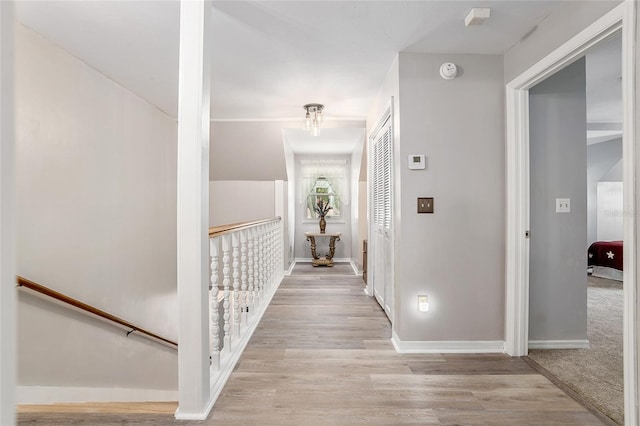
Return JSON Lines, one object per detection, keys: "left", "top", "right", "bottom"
{"left": 418, "top": 295, "right": 430, "bottom": 312}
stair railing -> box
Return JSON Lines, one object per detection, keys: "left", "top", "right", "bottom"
{"left": 16, "top": 276, "right": 177, "bottom": 348}
{"left": 207, "top": 217, "right": 283, "bottom": 403}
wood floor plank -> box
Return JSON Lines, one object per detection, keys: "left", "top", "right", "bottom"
{"left": 17, "top": 401, "right": 177, "bottom": 414}
{"left": 18, "top": 271, "right": 605, "bottom": 425}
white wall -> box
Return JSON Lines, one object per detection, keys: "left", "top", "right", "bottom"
{"left": 15, "top": 24, "right": 178, "bottom": 399}
{"left": 587, "top": 138, "right": 622, "bottom": 246}
{"left": 597, "top": 182, "right": 624, "bottom": 241}
{"left": 391, "top": 53, "right": 505, "bottom": 342}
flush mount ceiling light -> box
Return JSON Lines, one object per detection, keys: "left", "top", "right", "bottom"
{"left": 303, "top": 103, "right": 324, "bottom": 136}
{"left": 464, "top": 8, "right": 491, "bottom": 26}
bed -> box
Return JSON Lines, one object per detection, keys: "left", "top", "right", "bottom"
{"left": 588, "top": 240, "right": 623, "bottom": 281}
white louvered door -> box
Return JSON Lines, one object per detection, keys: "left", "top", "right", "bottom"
{"left": 370, "top": 113, "right": 393, "bottom": 320}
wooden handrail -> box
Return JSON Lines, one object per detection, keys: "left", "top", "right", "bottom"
{"left": 209, "top": 217, "right": 281, "bottom": 238}
{"left": 16, "top": 276, "right": 177, "bottom": 349}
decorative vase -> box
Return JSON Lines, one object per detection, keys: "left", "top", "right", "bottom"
{"left": 319, "top": 216, "right": 326, "bottom": 234}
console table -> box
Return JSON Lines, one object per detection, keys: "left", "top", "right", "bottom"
{"left": 304, "top": 232, "right": 341, "bottom": 267}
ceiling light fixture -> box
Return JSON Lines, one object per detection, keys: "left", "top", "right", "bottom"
{"left": 303, "top": 103, "right": 324, "bottom": 136}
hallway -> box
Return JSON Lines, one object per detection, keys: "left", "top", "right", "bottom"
{"left": 19, "top": 273, "right": 604, "bottom": 425}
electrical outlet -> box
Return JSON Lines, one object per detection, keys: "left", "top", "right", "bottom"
{"left": 418, "top": 197, "right": 434, "bottom": 214}
{"left": 556, "top": 198, "right": 570, "bottom": 213}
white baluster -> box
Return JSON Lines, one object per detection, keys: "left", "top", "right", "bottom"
{"left": 269, "top": 224, "right": 274, "bottom": 291}
{"left": 253, "top": 227, "right": 261, "bottom": 306}
{"left": 209, "top": 237, "right": 220, "bottom": 369}
{"left": 222, "top": 234, "right": 231, "bottom": 351}
{"left": 247, "top": 228, "right": 255, "bottom": 313}
{"left": 232, "top": 233, "right": 240, "bottom": 335}
{"left": 279, "top": 220, "right": 283, "bottom": 281}
{"left": 270, "top": 224, "right": 276, "bottom": 289}
{"left": 259, "top": 226, "right": 265, "bottom": 301}
{"left": 258, "top": 227, "right": 264, "bottom": 305}
{"left": 276, "top": 221, "right": 281, "bottom": 282}
{"left": 264, "top": 225, "right": 271, "bottom": 293}
{"left": 266, "top": 224, "right": 271, "bottom": 292}
{"left": 240, "top": 230, "right": 248, "bottom": 324}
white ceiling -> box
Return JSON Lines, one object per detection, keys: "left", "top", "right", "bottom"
{"left": 15, "top": 0, "right": 566, "bottom": 120}
{"left": 15, "top": 1, "right": 181, "bottom": 119}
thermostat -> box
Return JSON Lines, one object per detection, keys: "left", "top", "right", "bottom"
{"left": 408, "top": 154, "right": 426, "bottom": 170}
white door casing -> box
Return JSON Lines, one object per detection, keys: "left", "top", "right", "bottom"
{"left": 504, "top": 1, "right": 637, "bottom": 424}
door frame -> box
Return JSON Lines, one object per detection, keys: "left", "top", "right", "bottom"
{"left": 504, "top": 1, "right": 637, "bottom": 423}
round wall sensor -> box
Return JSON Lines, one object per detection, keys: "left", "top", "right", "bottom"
{"left": 440, "top": 62, "right": 457, "bottom": 80}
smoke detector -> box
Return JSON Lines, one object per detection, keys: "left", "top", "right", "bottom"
{"left": 465, "top": 8, "right": 491, "bottom": 26}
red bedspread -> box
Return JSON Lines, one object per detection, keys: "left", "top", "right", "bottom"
{"left": 588, "top": 241, "right": 623, "bottom": 271}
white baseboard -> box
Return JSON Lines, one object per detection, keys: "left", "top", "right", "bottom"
{"left": 528, "top": 340, "right": 590, "bottom": 350}
{"left": 284, "top": 262, "right": 295, "bottom": 276}
{"left": 294, "top": 257, "right": 351, "bottom": 263}
{"left": 294, "top": 257, "right": 360, "bottom": 274}
{"left": 16, "top": 385, "right": 178, "bottom": 404}
{"left": 348, "top": 259, "right": 363, "bottom": 276}
{"left": 391, "top": 330, "right": 505, "bottom": 354}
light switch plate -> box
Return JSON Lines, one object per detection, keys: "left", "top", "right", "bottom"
{"left": 556, "top": 198, "right": 570, "bottom": 213}
{"left": 418, "top": 197, "right": 434, "bottom": 213}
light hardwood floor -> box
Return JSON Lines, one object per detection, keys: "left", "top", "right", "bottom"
{"left": 18, "top": 273, "right": 604, "bottom": 425}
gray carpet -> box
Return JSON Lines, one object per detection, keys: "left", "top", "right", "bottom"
{"left": 528, "top": 276, "right": 623, "bottom": 424}
{"left": 290, "top": 261, "right": 356, "bottom": 276}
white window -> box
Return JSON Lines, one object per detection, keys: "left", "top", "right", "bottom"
{"left": 299, "top": 159, "right": 348, "bottom": 220}
{"left": 306, "top": 176, "right": 340, "bottom": 219}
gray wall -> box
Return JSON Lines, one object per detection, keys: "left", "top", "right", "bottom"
{"left": 210, "top": 120, "right": 366, "bottom": 181}
{"left": 210, "top": 121, "right": 290, "bottom": 181}
{"left": 503, "top": 1, "right": 621, "bottom": 83}
{"left": 529, "top": 58, "right": 588, "bottom": 342}
{"left": 393, "top": 53, "right": 505, "bottom": 341}
{"left": 587, "top": 138, "right": 622, "bottom": 246}
{"left": 209, "top": 180, "right": 276, "bottom": 226}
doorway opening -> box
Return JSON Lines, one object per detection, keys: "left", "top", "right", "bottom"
{"left": 525, "top": 32, "right": 623, "bottom": 424}
{"left": 504, "top": 2, "right": 636, "bottom": 425}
